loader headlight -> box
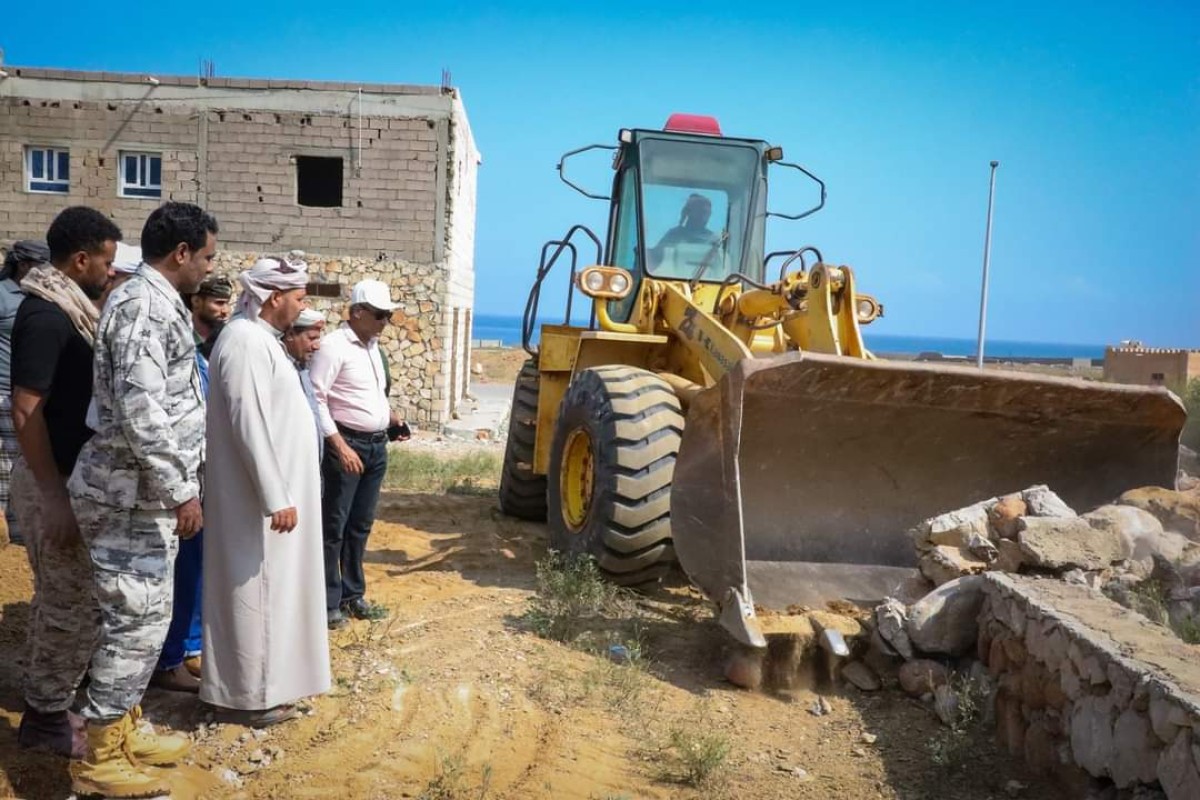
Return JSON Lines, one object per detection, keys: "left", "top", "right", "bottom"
{"left": 578, "top": 266, "right": 634, "bottom": 300}
{"left": 856, "top": 296, "right": 882, "bottom": 324}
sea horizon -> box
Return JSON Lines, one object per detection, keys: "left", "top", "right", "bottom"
{"left": 470, "top": 313, "right": 1114, "bottom": 359}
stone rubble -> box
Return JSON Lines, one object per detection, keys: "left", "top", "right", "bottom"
{"left": 863, "top": 475, "right": 1200, "bottom": 798}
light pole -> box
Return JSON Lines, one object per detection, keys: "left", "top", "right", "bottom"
{"left": 975, "top": 160, "right": 1000, "bottom": 369}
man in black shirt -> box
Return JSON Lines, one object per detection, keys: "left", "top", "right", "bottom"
{"left": 12, "top": 206, "right": 120, "bottom": 759}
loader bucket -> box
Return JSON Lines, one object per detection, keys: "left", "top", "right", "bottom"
{"left": 670, "top": 352, "right": 1185, "bottom": 647}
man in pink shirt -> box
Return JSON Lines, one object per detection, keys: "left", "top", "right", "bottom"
{"left": 308, "top": 280, "right": 405, "bottom": 629}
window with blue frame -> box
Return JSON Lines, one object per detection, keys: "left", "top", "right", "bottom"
{"left": 26, "top": 147, "right": 70, "bottom": 193}
{"left": 119, "top": 152, "right": 163, "bottom": 198}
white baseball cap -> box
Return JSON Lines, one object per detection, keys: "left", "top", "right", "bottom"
{"left": 350, "top": 279, "right": 398, "bottom": 312}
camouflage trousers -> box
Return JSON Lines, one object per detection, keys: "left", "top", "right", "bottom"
{"left": 11, "top": 458, "right": 102, "bottom": 713}
{"left": 71, "top": 497, "right": 178, "bottom": 723}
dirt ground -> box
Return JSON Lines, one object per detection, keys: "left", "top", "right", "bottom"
{"left": 0, "top": 465, "right": 1060, "bottom": 800}
{"left": 471, "top": 348, "right": 528, "bottom": 384}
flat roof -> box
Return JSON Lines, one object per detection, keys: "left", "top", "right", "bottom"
{"left": 0, "top": 65, "right": 465, "bottom": 118}
{"left": 2, "top": 65, "right": 446, "bottom": 96}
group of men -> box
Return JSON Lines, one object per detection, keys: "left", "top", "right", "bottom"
{"left": 1, "top": 203, "right": 407, "bottom": 798}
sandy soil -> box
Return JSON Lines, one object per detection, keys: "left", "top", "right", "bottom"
{"left": 0, "top": 491, "right": 1054, "bottom": 800}
{"left": 471, "top": 349, "right": 528, "bottom": 384}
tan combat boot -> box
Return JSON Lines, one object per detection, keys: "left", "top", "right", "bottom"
{"left": 70, "top": 715, "right": 169, "bottom": 799}
{"left": 125, "top": 705, "right": 191, "bottom": 765}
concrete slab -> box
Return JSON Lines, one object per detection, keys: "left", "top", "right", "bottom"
{"left": 441, "top": 382, "right": 513, "bottom": 443}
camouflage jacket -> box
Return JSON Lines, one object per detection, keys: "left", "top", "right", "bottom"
{"left": 69, "top": 265, "right": 204, "bottom": 509}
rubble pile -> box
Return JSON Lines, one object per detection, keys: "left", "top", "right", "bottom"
{"left": 862, "top": 479, "right": 1200, "bottom": 799}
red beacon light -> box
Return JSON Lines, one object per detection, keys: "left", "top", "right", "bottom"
{"left": 663, "top": 113, "right": 723, "bottom": 136}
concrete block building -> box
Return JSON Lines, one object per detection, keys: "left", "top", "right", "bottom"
{"left": 1104, "top": 345, "right": 1200, "bottom": 390}
{"left": 0, "top": 66, "right": 480, "bottom": 427}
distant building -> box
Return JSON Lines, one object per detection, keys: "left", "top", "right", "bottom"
{"left": 0, "top": 65, "right": 480, "bottom": 427}
{"left": 1104, "top": 345, "right": 1200, "bottom": 390}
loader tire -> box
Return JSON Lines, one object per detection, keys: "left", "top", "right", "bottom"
{"left": 548, "top": 366, "right": 684, "bottom": 586}
{"left": 498, "top": 358, "right": 548, "bottom": 521}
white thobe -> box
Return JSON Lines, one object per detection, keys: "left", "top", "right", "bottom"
{"left": 200, "top": 316, "right": 330, "bottom": 710}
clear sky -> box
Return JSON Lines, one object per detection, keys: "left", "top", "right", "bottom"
{"left": 4, "top": 1, "right": 1197, "bottom": 346}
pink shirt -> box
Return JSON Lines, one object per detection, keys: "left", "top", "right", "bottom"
{"left": 307, "top": 326, "right": 390, "bottom": 437}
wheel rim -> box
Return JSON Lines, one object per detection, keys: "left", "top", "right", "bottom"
{"left": 560, "top": 427, "right": 594, "bottom": 532}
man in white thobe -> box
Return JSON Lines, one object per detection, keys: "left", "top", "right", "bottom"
{"left": 200, "top": 256, "right": 330, "bottom": 727}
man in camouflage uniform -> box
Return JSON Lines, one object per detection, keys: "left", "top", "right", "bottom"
{"left": 12, "top": 209, "right": 120, "bottom": 760}
{"left": 149, "top": 272, "right": 233, "bottom": 691}
{"left": 66, "top": 202, "right": 217, "bottom": 798}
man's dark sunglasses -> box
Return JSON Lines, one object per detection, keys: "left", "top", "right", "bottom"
{"left": 367, "top": 308, "right": 390, "bottom": 321}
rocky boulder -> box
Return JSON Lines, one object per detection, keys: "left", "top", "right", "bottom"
{"left": 1021, "top": 485, "right": 1077, "bottom": 518}
{"left": 988, "top": 494, "right": 1027, "bottom": 540}
{"left": 1118, "top": 487, "right": 1200, "bottom": 542}
{"left": 874, "top": 597, "right": 913, "bottom": 660}
{"left": 1085, "top": 504, "right": 1194, "bottom": 572}
{"left": 912, "top": 500, "right": 993, "bottom": 552}
{"left": 905, "top": 575, "right": 985, "bottom": 657}
{"left": 1018, "top": 517, "right": 1125, "bottom": 572}
{"left": 919, "top": 545, "right": 989, "bottom": 586}
{"left": 898, "top": 659, "right": 950, "bottom": 696}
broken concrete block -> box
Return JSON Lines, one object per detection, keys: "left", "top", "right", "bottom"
{"left": 919, "top": 545, "right": 988, "bottom": 586}
{"left": 905, "top": 575, "right": 985, "bottom": 657}
{"left": 1119, "top": 487, "right": 1200, "bottom": 542}
{"left": 1022, "top": 485, "right": 1077, "bottom": 518}
{"left": 1018, "top": 517, "right": 1125, "bottom": 572}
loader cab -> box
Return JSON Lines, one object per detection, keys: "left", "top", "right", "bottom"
{"left": 604, "top": 117, "right": 770, "bottom": 322}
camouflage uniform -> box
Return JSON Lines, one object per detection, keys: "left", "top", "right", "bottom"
{"left": 68, "top": 265, "right": 205, "bottom": 723}
{"left": 10, "top": 456, "right": 102, "bottom": 713}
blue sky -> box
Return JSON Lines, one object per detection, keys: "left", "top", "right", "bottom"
{"left": 4, "top": 1, "right": 1197, "bottom": 346}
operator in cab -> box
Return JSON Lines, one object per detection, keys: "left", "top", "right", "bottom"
{"left": 648, "top": 193, "right": 723, "bottom": 270}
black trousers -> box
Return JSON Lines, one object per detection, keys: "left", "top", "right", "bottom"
{"left": 321, "top": 433, "right": 388, "bottom": 612}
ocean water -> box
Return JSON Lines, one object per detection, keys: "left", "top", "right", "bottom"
{"left": 472, "top": 313, "right": 1106, "bottom": 359}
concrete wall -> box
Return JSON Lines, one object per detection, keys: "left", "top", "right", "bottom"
{"left": 0, "top": 67, "right": 480, "bottom": 427}
{"left": 1104, "top": 348, "right": 1200, "bottom": 389}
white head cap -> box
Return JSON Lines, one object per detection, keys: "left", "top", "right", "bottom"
{"left": 350, "top": 279, "right": 397, "bottom": 312}
{"left": 236, "top": 256, "right": 309, "bottom": 318}
{"left": 292, "top": 308, "right": 326, "bottom": 330}
{"left": 113, "top": 242, "right": 143, "bottom": 275}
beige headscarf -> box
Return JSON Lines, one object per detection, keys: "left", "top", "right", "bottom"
{"left": 20, "top": 265, "right": 100, "bottom": 345}
{"left": 236, "top": 256, "right": 309, "bottom": 319}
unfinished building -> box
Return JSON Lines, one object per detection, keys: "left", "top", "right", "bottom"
{"left": 0, "top": 66, "right": 480, "bottom": 427}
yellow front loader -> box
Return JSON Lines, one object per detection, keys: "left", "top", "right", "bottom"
{"left": 499, "top": 114, "right": 1185, "bottom": 647}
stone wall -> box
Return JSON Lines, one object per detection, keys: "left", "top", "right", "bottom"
{"left": 978, "top": 573, "right": 1200, "bottom": 798}
{"left": 215, "top": 250, "right": 447, "bottom": 425}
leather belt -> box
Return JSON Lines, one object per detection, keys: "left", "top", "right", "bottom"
{"left": 336, "top": 423, "right": 388, "bottom": 444}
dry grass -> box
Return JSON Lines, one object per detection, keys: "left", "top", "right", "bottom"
{"left": 384, "top": 448, "right": 502, "bottom": 494}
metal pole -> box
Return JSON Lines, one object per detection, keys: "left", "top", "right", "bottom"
{"left": 975, "top": 160, "right": 1000, "bottom": 369}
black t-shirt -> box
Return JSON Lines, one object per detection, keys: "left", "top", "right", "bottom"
{"left": 11, "top": 296, "right": 94, "bottom": 475}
